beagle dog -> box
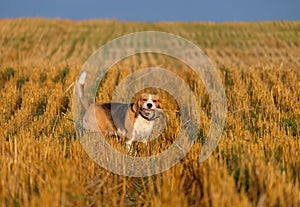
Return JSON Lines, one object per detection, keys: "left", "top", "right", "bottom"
{"left": 77, "top": 71, "right": 163, "bottom": 150}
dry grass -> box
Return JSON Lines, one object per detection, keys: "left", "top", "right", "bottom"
{"left": 0, "top": 19, "right": 300, "bottom": 207}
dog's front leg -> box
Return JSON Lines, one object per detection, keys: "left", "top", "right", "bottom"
{"left": 126, "top": 139, "right": 132, "bottom": 152}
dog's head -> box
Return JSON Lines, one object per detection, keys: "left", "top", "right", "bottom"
{"left": 134, "top": 93, "right": 162, "bottom": 118}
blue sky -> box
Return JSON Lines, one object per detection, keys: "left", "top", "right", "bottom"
{"left": 1, "top": 0, "right": 299, "bottom": 22}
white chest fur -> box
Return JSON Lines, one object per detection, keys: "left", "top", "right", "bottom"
{"left": 132, "top": 116, "right": 154, "bottom": 142}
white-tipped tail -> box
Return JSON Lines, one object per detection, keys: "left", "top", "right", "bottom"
{"left": 78, "top": 71, "right": 86, "bottom": 85}
{"left": 77, "top": 71, "right": 89, "bottom": 110}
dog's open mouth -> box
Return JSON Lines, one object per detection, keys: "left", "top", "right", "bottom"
{"left": 143, "top": 108, "right": 154, "bottom": 112}
{"left": 142, "top": 108, "right": 154, "bottom": 115}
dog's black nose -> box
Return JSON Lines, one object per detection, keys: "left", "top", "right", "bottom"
{"left": 147, "top": 103, "right": 153, "bottom": 108}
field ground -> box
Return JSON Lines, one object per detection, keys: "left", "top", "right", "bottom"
{"left": 0, "top": 19, "right": 300, "bottom": 206}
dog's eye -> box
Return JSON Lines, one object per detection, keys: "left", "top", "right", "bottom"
{"left": 153, "top": 100, "right": 157, "bottom": 103}
{"left": 142, "top": 98, "right": 147, "bottom": 102}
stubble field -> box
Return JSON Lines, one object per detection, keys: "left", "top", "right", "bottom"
{"left": 0, "top": 19, "right": 300, "bottom": 206}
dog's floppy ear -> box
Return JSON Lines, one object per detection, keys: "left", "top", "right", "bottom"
{"left": 134, "top": 96, "right": 141, "bottom": 117}
{"left": 157, "top": 97, "right": 163, "bottom": 109}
